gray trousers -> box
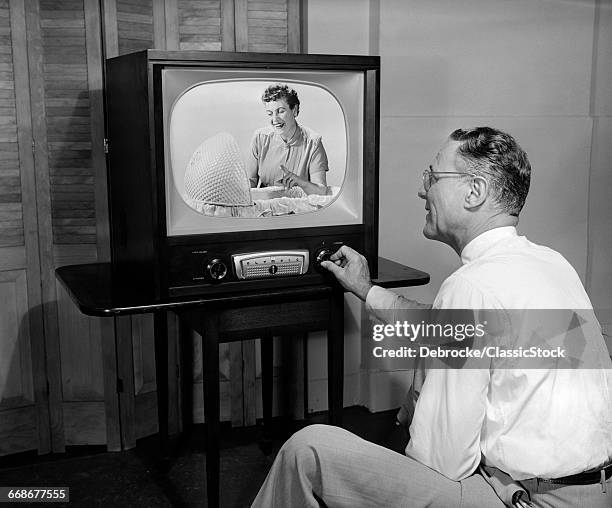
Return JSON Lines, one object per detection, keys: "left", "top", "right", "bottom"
{"left": 251, "top": 424, "right": 612, "bottom": 508}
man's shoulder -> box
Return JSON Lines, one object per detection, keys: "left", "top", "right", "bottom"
{"left": 461, "top": 233, "right": 573, "bottom": 276}
{"left": 452, "top": 239, "right": 590, "bottom": 309}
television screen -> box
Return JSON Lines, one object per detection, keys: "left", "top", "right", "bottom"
{"left": 162, "top": 68, "right": 364, "bottom": 236}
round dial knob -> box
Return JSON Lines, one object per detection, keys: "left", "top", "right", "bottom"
{"left": 206, "top": 259, "right": 228, "bottom": 281}
{"left": 314, "top": 248, "right": 334, "bottom": 271}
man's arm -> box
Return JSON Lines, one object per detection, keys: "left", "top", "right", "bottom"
{"left": 322, "top": 246, "right": 431, "bottom": 432}
{"left": 321, "top": 245, "right": 431, "bottom": 323}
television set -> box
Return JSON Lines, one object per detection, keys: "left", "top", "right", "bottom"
{"left": 105, "top": 50, "right": 380, "bottom": 297}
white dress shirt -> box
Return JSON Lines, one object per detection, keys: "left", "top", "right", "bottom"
{"left": 366, "top": 226, "right": 612, "bottom": 481}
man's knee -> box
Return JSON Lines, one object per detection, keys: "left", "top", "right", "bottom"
{"left": 280, "top": 424, "right": 338, "bottom": 463}
{"left": 275, "top": 424, "right": 339, "bottom": 489}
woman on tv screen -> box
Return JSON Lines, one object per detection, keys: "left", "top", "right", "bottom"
{"left": 246, "top": 83, "right": 330, "bottom": 196}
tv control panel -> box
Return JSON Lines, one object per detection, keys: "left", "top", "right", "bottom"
{"left": 166, "top": 235, "right": 358, "bottom": 297}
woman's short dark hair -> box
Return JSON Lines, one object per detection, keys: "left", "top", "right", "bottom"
{"left": 450, "top": 127, "right": 531, "bottom": 216}
{"left": 262, "top": 83, "right": 300, "bottom": 114}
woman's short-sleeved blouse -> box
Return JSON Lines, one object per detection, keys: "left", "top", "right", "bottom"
{"left": 247, "top": 124, "right": 329, "bottom": 187}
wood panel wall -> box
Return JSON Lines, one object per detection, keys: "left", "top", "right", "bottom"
{"left": 24, "top": 0, "right": 109, "bottom": 453}
{"left": 116, "top": 0, "right": 153, "bottom": 54}
{"left": 0, "top": 1, "right": 23, "bottom": 249}
{"left": 0, "top": 0, "right": 49, "bottom": 457}
{"left": 236, "top": 0, "right": 299, "bottom": 53}
{"left": 0, "top": 0, "right": 302, "bottom": 457}
{"left": 177, "top": 0, "right": 223, "bottom": 50}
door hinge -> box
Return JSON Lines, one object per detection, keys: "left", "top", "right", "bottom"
{"left": 104, "top": 138, "right": 109, "bottom": 154}
{"left": 31, "top": 140, "right": 35, "bottom": 154}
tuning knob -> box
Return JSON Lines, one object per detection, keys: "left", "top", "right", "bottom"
{"left": 206, "top": 258, "right": 228, "bottom": 281}
{"left": 313, "top": 248, "right": 334, "bottom": 272}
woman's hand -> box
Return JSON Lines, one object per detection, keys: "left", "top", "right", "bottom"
{"left": 280, "top": 165, "right": 309, "bottom": 190}
{"left": 280, "top": 165, "right": 328, "bottom": 195}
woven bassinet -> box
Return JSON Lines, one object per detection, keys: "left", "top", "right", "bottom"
{"left": 184, "top": 132, "right": 253, "bottom": 207}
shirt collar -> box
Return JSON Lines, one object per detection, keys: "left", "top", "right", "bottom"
{"left": 272, "top": 123, "right": 302, "bottom": 147}
{"left": 460, "top": 226, "right": 518, "bottom": 264}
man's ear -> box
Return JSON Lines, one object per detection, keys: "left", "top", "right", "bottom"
{"left": 465, "top": 176, "right": 488, "bottom": 210}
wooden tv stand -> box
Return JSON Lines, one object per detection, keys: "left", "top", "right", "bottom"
{"left": 56, "top": 257, "right": 429, "bottom": 507}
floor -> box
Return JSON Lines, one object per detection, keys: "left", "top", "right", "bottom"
{"left": 0, "top": 407, "right": 407, "bottom": 508}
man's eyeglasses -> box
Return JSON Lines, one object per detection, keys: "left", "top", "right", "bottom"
{"left": 422, "top": 169, "right": 473, "bottom": 191}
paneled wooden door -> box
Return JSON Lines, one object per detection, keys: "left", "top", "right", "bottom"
{"left": 0, "top": 0, "right": 50, "bottom": 457}
{"left": 23, "top": 0, "right": 112, "bottom": 452}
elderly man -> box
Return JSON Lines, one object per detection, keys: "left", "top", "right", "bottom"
{"left": 251, "top": 127, "right": 612, "bottom": 507}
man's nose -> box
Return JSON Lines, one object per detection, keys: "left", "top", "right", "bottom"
{"left": 418, "top": 186, "right": 427, "bottom": 200}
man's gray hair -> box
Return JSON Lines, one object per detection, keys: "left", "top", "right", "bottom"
{"left": 450, "top": 127, "right": 531, "bottom": 216}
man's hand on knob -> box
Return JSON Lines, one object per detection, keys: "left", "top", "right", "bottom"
{"left": 320, "top": 245, "right": 373, "bottom": 301}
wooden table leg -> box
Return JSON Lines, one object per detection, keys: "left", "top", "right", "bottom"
{"left": 328, "top": 290, "right": 344, "bottom": 426}
{"left": 260, "top": 335, "right": 274, "bottom": 453}
{"left": 115, "top": 315, "right": 136, "bottom": 450}
{"left": 202, "top": 311, "right": 220, "bottom": 508}
{"left": 179, "top": 316, "right": 194, "bottom": 439}
{"left": 153, "top": 311, "right": 169, "bottom": 460}
{"left": 302, "top": 334, "right": 309, "bottom": 420}
{"left": 281, "top": 334, "right": 307, "bottom": 435}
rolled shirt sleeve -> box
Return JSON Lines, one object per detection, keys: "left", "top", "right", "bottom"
{"left": 365, "top": 285, "right": 431, "bottom": 324}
